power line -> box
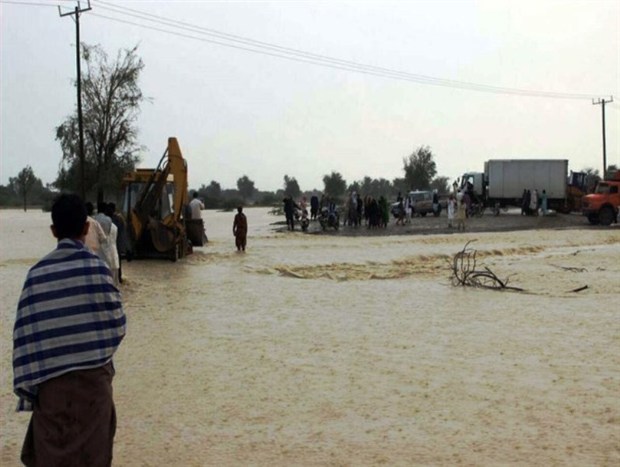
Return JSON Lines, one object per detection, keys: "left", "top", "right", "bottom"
{"left": 0, "top": 0, "right": 65, "bottom": 6}
{"left": 94, "top": 0, "right": 538, "bottom": 96}
{"left": 89, "top": 0, "right": 609, "bottom": 101}
{"left": 5, "top": 0, "right": 615, "bottom": 100}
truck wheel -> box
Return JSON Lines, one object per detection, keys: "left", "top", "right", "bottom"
{"left": 598, "top": 206, "right": 614, "bottom": 226}
{"left": 587, "top": 214, "right": 599, "bottom": 225}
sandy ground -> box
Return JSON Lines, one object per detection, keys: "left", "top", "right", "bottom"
{"left": 1, "top": 208, "right": 619, "bottom": 466}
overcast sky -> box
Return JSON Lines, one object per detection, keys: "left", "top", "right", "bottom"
{"left": 1, "top": 0, "right": 618, "bottom": 193}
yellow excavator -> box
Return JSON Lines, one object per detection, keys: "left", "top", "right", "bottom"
{"left": 121, "top": 137, "right": 204, "bottom": 261}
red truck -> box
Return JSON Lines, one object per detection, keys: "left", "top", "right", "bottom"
{"left": 581, "top": 171, "right": 620, "bottom": 226}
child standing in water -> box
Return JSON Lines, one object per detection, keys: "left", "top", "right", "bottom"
{"left": 233, "top": 206, "right": 248, "bottom": 251}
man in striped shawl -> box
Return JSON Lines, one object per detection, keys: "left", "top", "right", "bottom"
{"left": 13, "top": 193, "right": 126, "bottom": 467}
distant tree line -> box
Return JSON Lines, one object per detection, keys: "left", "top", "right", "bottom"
{"left": 3, "top": 43, "right": 615, "bottom": 213}
{"left": 190, "top": 146, "right": 455, "bottom": 209}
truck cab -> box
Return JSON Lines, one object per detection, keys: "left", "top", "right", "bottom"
{"left": 460, "top": 172, "right": 485, "bottom": 198}
{"left": 581, "top": 171, "right": 620, "bottom": 226}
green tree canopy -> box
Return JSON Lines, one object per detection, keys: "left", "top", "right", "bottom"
{"left": 237, "top": 175, "right": 256, "bottom": 201}
{"left": 350, "top": 176, "right": 397, "bottom": 200}
{"left": 347, "top": 180, "right": 361, "bottom": 195}
{"left": 430, "top": 176, "right": 450, "bottom": 194}
{"left": 322, "top": 171, "right": 347, "bottom": 201}
{"left": 55, "top": 43, "right": 145, "bottom": 203}
{"left": 283, "top": 175, "right": 301, "bottom": 198}
{"left": 9, "top": 166, "right": 38, "bottom": 211}
{"left": 403, "top": 145, "right": 437, "bottom": 191}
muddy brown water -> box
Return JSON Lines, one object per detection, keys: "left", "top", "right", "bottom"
{"left": 1, "top": 208, "right": 618, "bottom": 466}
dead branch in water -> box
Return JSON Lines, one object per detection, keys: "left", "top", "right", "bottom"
{"left": 451, "top": 241, "right": 524, "bottom": 291}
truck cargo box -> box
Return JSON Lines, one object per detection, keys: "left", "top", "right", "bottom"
{"left": 485, "top": 159, "right": 568, "bottom": 200}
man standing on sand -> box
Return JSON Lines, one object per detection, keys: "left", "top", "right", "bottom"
{"left": 13, "top": 193, "right": 126, "bottom": 467}
{"left": 447, "top": 194, "right": 456, "bottom": 228}
{"left": 310, "top": 193, "right": 319, "bottom": 220}
{"left": 530, "top": 189, "right": 539, "bottom": 216}
{"left": 233, "top": 205, "right": 248, "bottom": 251}
{"left": 456, "top": 193, "right": 466, "bottom": 231}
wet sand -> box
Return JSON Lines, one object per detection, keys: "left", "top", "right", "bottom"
{"left": 1, "top": 208, "right": 618, "bottom": 466}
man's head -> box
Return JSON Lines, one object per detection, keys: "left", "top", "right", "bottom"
{"left": 237, "top": 206, "right": 243, "bottom": 213}
{"left": 85, "top": 201, "right": 95, "bottom": 216}
{"left": 103, "top": 202, "right": 116, "bottom": 217}
{"left": 193, "top": 192, "right": 199, "bottom": 199}
{"left": 51, "top": 193, "right": 88, "bottom": 240}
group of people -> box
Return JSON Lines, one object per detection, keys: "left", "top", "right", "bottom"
{"left": 285, "top": 191, "right": 392, "bottom": 230}
{"left": 85, "top": 200, "right": 130, "bottom": 285}
{"left": 521, "top": 188, "right": 548, "bottom": 216}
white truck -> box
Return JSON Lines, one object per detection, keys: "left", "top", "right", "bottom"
{"left": 460, "top": 159, "right": 569, "bottom": 213}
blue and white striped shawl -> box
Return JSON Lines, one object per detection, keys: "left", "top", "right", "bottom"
{"left": 13, "top": 238, "right": 126, "bottom": 411}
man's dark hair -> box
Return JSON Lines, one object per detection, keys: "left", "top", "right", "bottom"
{"left": 52, "top": 193, "right": 87, "bottom": 239}
{"left": 85, "top": 201, "right": 95, "bottom": 216}
{"left": 193, "top": 192, "right": 199, "bottom": 199}
{"left": 103, "top": 202, "right": 115, "bottom": 217}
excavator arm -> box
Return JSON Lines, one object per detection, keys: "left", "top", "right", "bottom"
{"left": 122, "top": 137, "right": 190, "bottom": 260}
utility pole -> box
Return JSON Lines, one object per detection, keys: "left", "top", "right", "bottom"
{"left": 592, "top": 96, "right": 613, "bottom": 178}
{"left": 59, "top": 1, "right": 92, "bottom": 200}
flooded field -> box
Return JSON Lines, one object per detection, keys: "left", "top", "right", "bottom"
{"left": 1, "top": 208, "right": 619, "bottom": 466}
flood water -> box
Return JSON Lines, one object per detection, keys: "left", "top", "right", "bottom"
{"left": 1, "top": 207, "right": 618, "bottom": 465}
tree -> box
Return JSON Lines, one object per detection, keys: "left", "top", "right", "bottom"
{"left": 283, "top": 175, "right": 301, "bottom": 198}
{"left": 55, "top": 44, "right": 145, "bottom": 203}
{"left": 200, "top": 180, "right": 222, "bottom": 208}
{"left": 9, "top": 166, "right": 37, "bottom": 211}
{"left": 347, "top": 180, "right": 361, "bottom": 195}
{"left": 392, "top": 177, "right": 408, "bottom": 197}
{"left": 237, "top": 175, "right": 256, "bottom": 201}
{"left": 430, "top": 176, "right": 450, "bottom": 194}
{"left": 322, "top": 171, "right": 347, "bottom": 201}
{"left": 351, "top": 176, "right": 397, "bottom": 200}
{"left": 403, "top": 145, "right": 437, "bottom": 191}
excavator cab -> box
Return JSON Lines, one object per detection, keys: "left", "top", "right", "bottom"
{"left": 565, "top": 170, "right": 589, "bottom": 212}
{"left": 121, "top": 137, "right": 192, "bottom": 261}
